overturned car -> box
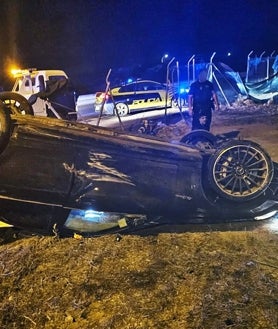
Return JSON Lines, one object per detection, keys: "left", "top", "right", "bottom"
{"left": 0, "top": 100, "right": 277, "bottom": 235}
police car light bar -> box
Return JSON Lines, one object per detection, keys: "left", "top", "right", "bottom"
{"left": 11, "top": 68, "right": 38, "bottom": 77}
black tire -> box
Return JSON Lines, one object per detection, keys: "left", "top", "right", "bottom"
{"left": 0, "top": 92, "right": 34, "bottom": 115}
{"left": 115, "top": 102, "right": 129, "bottom": 116}
{"left": 207, "top": 140, "right": 274, "bottom": 202}
{"left": 180, "top": 129, "right": 217, "bottom": 149}
{"left": 0, "top": 100, "right": 12, "bottom": 154}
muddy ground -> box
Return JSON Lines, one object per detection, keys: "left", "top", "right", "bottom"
{"left": 0, "top": 104, "right": 278, "bottom": 329}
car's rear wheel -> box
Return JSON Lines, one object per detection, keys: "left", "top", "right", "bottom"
{"left": 207, "top": 140, "right": 274, "bottom": 202}
{"left": 115, "top": 102, "right": 129, "bottom": 116}
{"left": 0, "top": 92, "right": 34, "bottom": 115}
{"left": 0, "top": 100, "right": 12, "bottom": 154}
{"left": 180, "top": 129, "right": 217, "bottom": 150}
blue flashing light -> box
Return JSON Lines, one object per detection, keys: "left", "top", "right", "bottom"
{"left": 179, "top": 87, "right": 190, "bottom": 94}
{"left": 227, "top": 52, "right": 232, "bottom": 57}
{"left": 127, "top": 78, "right": 133, "bottom": 83}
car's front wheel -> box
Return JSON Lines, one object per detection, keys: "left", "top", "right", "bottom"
{"left": 0, "top": 92, "right": 34, "bottom": 115}
{"left": 207, "top": 140, "right": 274, "bottom": 202}
{"left": 115, "top": 102, "right": 129, "bottom": 116}
{"left": 180, "top": 129, "right": 217, "bottom": 150}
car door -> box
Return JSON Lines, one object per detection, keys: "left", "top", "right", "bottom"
{"left": 115, "top": 83, "right": 136, "bottom": 106}
{"left": 0, "top": 119, "right": 75, "bottom": 205}
{"left": 133, "top": 82, "right": 165, "bottom": 110}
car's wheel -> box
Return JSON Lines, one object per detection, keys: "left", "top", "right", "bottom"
{"left": 0, "top": 100, "right": 12, "bottom": 154}
{"left": 180, "top": 129, "right": 217, "bottom": 149}
{"left": 207, "top": 140, "right": 274, "bottom": 202}
{"left": 0, "top": 92, "right": 34, "bottom": 115}
{"left": 115, "top": 103, "right": 129, "bottom": 116}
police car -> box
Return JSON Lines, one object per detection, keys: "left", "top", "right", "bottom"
{"left": 95, "top": 80, "right": 173, "bottom": 116}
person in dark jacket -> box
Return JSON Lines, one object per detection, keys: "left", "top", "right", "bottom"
{"left": 188, "top": 69, "right": 219, "bottom": 131}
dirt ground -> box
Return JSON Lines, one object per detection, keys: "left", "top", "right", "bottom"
{"left": 156, "top": 104, "right": 278, "bottom": 162}
{"left": 0, "top": 104, "right": 278, "bottom": 329}
{"left": 212, "top": 107, "right": 278, "bottom": 162}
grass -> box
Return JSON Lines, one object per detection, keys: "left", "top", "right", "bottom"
{"left": 0, "top": 229, "right": 278, "bottom": 328}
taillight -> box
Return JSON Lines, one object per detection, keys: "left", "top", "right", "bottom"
{"left": 96, "top": 92, "right": 109, "bottom": 100}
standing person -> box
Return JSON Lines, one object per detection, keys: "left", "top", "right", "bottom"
{"left": 188, "top": 69, "right": 219, "bottom": 131}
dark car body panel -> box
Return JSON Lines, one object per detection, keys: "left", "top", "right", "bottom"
{"left": 0, "top": 116, "right": 201, "bottom": 209}
{"left": 0, "top": 114, "right": 277, "bottom": 233}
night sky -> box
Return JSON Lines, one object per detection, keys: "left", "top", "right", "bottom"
{"left": 0, "top": 0, "right": 277, "bottom": 91}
